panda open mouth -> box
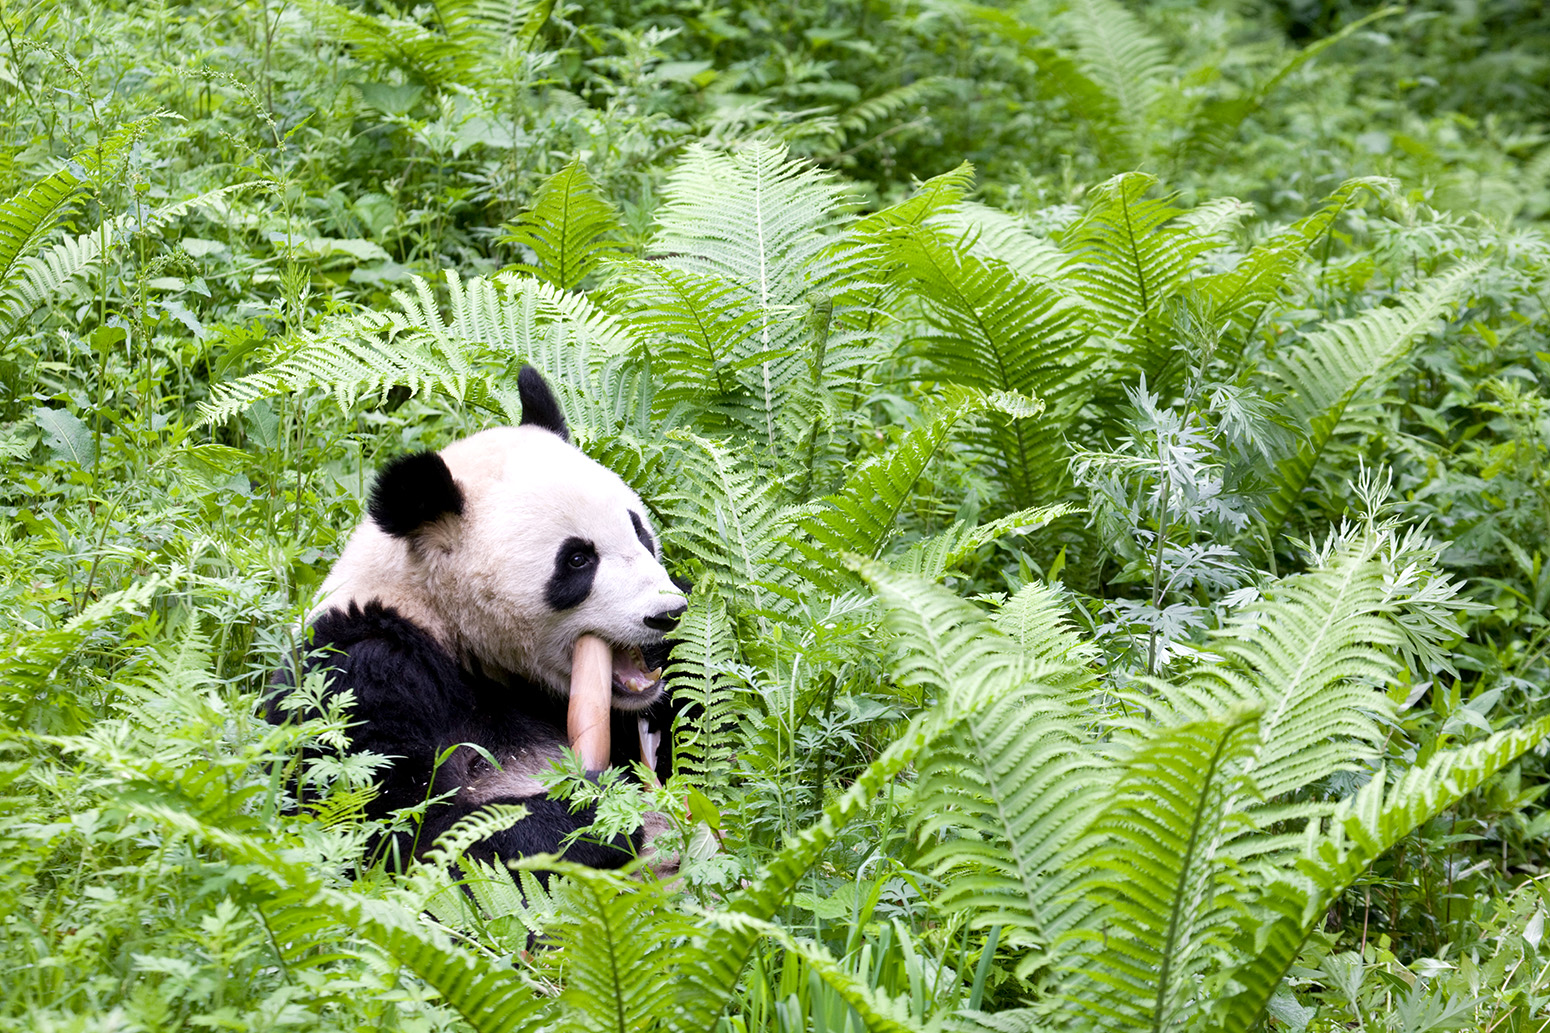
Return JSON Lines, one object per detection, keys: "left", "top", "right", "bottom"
{"left": 610, "top": 643, "right": 665, "bottom": 699}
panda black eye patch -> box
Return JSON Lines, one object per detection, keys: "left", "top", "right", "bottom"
{"left": 545, "top": 537, "right": 597, "bottom": 610}
{"left": 629, "top": 511, "right": 655, "bottom": 555}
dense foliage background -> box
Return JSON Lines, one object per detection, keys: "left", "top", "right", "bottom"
{"left": 3, "top": 0, "right": 1550, "bottom": 1029}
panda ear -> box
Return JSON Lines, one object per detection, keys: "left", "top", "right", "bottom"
{"left": 369, "top": 451, "right": 464, "bottom": 538}
{"left": 518, "top": 366, "right": 569, "bottom": 442}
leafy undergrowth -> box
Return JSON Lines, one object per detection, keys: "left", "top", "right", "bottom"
{"left": 2, "top": 0, "right": 1550, "bottom": 1029}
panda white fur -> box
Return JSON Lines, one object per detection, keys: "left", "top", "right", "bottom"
{"left": 276, "top": 367, "right": 688, "bottom": 870}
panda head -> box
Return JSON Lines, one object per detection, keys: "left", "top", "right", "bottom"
{"left": 324, "top": 367, "right": 687, "bottom": 710}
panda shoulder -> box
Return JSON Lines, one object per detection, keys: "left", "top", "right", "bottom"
{"left": 305, "top": 601, "right": 473, "bottom": 718}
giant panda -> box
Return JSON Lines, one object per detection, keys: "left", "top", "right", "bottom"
{"left": 272, "top": 367, "right": 688, "bottom": 871}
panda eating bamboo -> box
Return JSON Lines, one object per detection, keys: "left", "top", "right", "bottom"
{"left": 271, "top": 367, "right": 688, "bottom": 871}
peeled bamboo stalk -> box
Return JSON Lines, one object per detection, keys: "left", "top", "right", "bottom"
{"left": 569, "top": 634, "right": 613, "bottom": 770}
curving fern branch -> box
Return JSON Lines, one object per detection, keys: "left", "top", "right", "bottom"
{"left": 659, "top": 432, "right": 791, "bottom": 620}
{"left": 1063, "top": 708, "right": 1261, "bottom": 1033}
{"left": 500, "top": 158, "right": 624, "bottom": 290}
{"left": 1262, "top": 260, "right": 1482, "bottom": 543}
{"left": 59, "top": 730, "right": 544, "bottom": 1033}
{"left": 608, "top": 260, "right": 768, "bottom": 426}
{"left": 788, "top": 389, "right": 984, "bottom": 591}
{"left": 300, "top": 0, "right": 478, "bottom": 87}
{"left": 201, "top": 271, "right": 635, "bottom": 434}
{"left": 1212, "top": 715, "right": 1550, "bottom": 1033}
{"left": 1194, "top": 176, "right": 1392, "bottom": 333}
{"left": 0, "top": 167, "right": 80, "bottom": 306}
{"left": 665, "top": 558, "right": 1020, "bottom": 1030}
{"left": 895, "top": 503, "right": 1073, "bottom": 582}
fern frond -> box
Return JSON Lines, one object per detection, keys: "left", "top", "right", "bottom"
{"left": 789, "top": 389, "right": 983, "bottom": 591}
{"left": 933, "top": 200, "right": 1070, "bottom": 281}
{"left": 438, "top": 0, "right": 553, "bottom": 51}
{"left": 1195, "top": 176, "right": 1392, "bottom": 329}
{"left": 659, "top": 433, "right": 790, "bottom": 619}
{"left": 861, "top": 567, "right": 1105, "bottom": 956}
{"left": 301, "top": 0, "right": 476, "bottom": 86}
{"left": 201, "top": 272, "right": 634, "bottom": 431}
{"left": 1060, "top": 172, "right": 1230, "bottom": 391}
{"left": 668, "top": 587, "right": 741, "bottom": 782}
{"left": 1060, "top": 0, "right": 1171, "bottom": 166}
{"left": 1212, "top": 715, "right": 1550, "bottom": 1033}
{"left": 1, "top": 183, "right": 248, "bottom": 335}
{"left": 850, "top": 162, "right": 976, "bottom": 237}
{"left": 1140, "top": 534, "right": 1399, "bottom": 803}
{"left": 885, "top": 222, "right": 1089, "bottom": 506}
{"left": 529, "top": 862, "right": 694, "bottom": 1033}
{"left": 0, "top": 580, "right": 164, "bottom": 730}
{"left": 1063, "top": 709, "right": 1260, "bottom": 1032}
{"left": 651, "top": 143, "right": 858, "bottom": 451}
{"left": 0, "top": 166, "right": 81, "bottom": 303}
{"left": 608, "top": 260, "right": 769, "bottom": 424}
{"left": 1262, "top": 261, "right": 1481, "bottom": 540}
{"left": 500, "top": 159, "right": 624, "bottom": 290}
{"left": 895, "top": 503, "right": 1072, "bottom": 581}
{"left": 87, "top": 766, "right": 544, "bottom": 1032}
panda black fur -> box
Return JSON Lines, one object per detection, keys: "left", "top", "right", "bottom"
{"left": 271, "top": 368, "right": 688, "bottom": 871}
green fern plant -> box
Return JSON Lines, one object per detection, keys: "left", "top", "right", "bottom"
{"left": 1261, "top": 260, "right": 1483, "bottom": 545}
{"left": 856, "top": 531, "right": 1542, "bottom": 1030}
{"left": 500, "top": 159, "right": 625, "bottom": 291}
{"left": 871, "top": 208, "right": 1089, "bottom": 508}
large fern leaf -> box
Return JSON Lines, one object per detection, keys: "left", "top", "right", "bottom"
{"left": 501, "top": 159, "right": 624, "bottom": 290}
{"left": 1063, "top": 708, "right": 1261, "bottom": 1033}
{"left": 1194, "top": 176, "right": 1391, "bottom": 331}
{"left": 865, "top": 569, "right": 1104, "bottom": 960}
{"left": 658, "top": 432, "right": 791, "bottom": 620}
{"left": 1139, "top": 534, "right": 1400, "bottom": 806}
{"left": 788, "top": 389, "right": 984, "bottom": 591}
{"left": 1262, "top": 261, "right": 1482, "bottom": 541}
{"left": 1060, "top": 172, "right": 1232, "bottom": 393}
{"left": 532, "top": 863, "right": 694, "bottom": 1033}
{"left": 0, "top": 168, "right": 80, "bottom": 303}
{"left": 881, "top": 221, "right": 1088, "bottom": 506}
{"left": 2, "top": 183, "right": 248, "bottom": 337}
{"left": 649, "top": 143, "right": 859, "bottom": 450}
{"left": 608, "top": 260, "right": 769, "bottom": 427}
{"left": 667, "top": 587, "right": 741, "bottom": 782}
{"left": 1212, "top": 715, "right": 1550, "bottom": 1033}
{"left": 201, "top": 272, "right": 634, "bottom": 433}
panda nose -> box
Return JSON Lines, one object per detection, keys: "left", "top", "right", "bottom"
{"left": 643, "top": 603, "right": 687, "bottom": 631}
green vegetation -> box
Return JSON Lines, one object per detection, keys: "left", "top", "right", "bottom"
{"left": 3, "top": 0, "right": 1550, "bottom": 1028}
